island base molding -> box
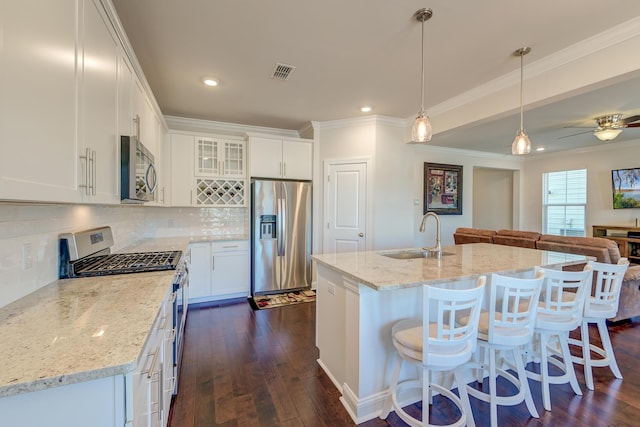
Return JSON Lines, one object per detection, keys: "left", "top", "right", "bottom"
{"left": 338, "top": 381, "right": 422, "bottom": 424}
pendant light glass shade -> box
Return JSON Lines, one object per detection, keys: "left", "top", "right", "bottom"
{"left": 410, "top": 9, "right": 433, "bottom": 143}
{"left": 412, "top": 111, "right": 433, "bottom": 142}
{"left": 511, "top": 47, "right": 531, "bottom": 155}
{"left": 512, "top": 129, "right": 531, "bottom": 155}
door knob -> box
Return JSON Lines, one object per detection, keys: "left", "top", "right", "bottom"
{"left": 358, "top": 233, "right": 364, "bottom": 237}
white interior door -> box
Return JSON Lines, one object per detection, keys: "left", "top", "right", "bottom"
{"left": 325, "top": 162, "right": 367, "bottom": 253}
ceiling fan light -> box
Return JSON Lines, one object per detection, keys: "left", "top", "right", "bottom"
{"left": 512, "top": 130, "right": 531, "bottom": 155}
{"left": 411, "top": 112, "right": 433, "bottom": 143}
{"left": 593, "top": 127, "right": 623, "bottom": 141}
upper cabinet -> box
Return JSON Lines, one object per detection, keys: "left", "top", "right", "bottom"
{"left": 77, "top": 0, "right": 120, "bottom": 204}
{"left": 0, "top": 0, "right": 81, "bottom": 203}
{"left": 0, "top": 0, "right": 164, "bottom": 205}
{"left": 195, "top": 137, "right": 246, "bottom": 178}
{"left": 168, "top": 133, "right": 247, "bottom": 207}
{"left": 248, "top": 136, "right": 313, "bottom": 180}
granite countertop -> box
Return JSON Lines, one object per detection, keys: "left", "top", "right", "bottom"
{"left": 0, "top": 234, "right": 249, "bottom": 399}
{"left": 312, "top": 243, "right": 591, "bottom": 291}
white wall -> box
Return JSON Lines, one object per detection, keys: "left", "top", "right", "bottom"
{"left": 521, "top": 138, "right": 640, "bottom": 234}
{"left": 371, "top": 121, "right": 414, "bottom": 250}
{"left": 473, "top": 167, "right": 513, "bottom": 230}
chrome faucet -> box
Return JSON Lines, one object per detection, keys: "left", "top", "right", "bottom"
{"left": 419, "top": 212, "right": 441, "bottom": 258}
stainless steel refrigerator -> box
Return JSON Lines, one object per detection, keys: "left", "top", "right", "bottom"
{"left": 251, "top": 179, "right": 312, "bottom": 296}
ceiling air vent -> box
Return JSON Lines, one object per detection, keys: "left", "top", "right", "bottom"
{"left": 271, "top": 63, "right": 296, "bottom": 81}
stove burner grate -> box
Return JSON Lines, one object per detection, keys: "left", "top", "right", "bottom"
{"left": 70, "top": 251, "right": 182, "bottom": 277}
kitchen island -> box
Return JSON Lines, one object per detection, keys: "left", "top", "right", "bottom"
{"left": 311, "top": 243, "right": 591, "bottom": 424}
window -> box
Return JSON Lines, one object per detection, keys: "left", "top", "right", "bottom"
{"left": 543, "top": 169, "right": 587, "bottom": 237}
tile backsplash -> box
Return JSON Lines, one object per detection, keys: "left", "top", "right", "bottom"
{"left": 0, "top": 203, "right": 248, "bottom": 308}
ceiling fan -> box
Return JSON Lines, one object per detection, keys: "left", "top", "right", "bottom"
{"left": 560, "top": 113, "right": 640, "bottom": 141}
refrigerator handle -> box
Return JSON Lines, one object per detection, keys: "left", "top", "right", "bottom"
{"left": 277, "top": 198, "right": 285, "bottom": 257}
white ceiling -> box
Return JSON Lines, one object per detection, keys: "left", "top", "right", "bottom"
{"left": 111, "top": 0, "right": 640, "bottom": 155}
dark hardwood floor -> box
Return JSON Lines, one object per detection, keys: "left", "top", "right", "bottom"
{"left": 168, "top": 299, "right": 640, "bottom": 427}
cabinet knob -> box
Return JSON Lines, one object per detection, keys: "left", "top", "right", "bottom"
{"left": 358, "top": 233, "right": 364, "bottom": 237}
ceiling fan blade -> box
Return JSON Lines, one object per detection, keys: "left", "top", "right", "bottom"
{"left": 627, "top": 123, "right": 640, "bottom": 128}
{"left": 558, "top": 129, "right": 593, "bottom": 139}
{"left": 622, "top": 115, "right": 640, "bottom": 125}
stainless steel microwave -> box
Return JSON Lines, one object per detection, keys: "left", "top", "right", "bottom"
{"left": 120, "top": 135, "right": 157, "bottom": 203}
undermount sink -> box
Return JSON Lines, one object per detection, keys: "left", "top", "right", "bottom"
{"left": 380, "top": 250, "right": 455, "bottom": 260}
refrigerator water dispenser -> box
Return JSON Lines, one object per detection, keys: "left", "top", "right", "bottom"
{"left": 259, "top": 215, "right": 277, "bottom": 239}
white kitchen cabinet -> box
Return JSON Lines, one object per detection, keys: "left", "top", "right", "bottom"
{"left": 153, "top": 126, "right": 169, "bottom": 205}
{"left": 0, "top": 0, "right": 164, "bottom": 205}
{"left": 0, "top": 0, "right": 81, "bottom": 203}
{"left": 157, "top": 131, "right": 172, "bottom": 205}
{"left": 77, "top": 0, "right": 120, "bottom": 204}
{"left": 0, "top": 286, "right": 174, "bottom": 427}
{"left": 188, "top": 241, "right": 250, "bottom": 303}
{"left": 169, "top": 133, "right": 196, "bottom": 206}
{"left": 168, "top": 133, "right": 248, "bottom": 207}
{"left": 0, "top": 376, "right": 125, "bottom": 427}
{"left": 195, "top": 136, "right": 246, "bottom": 178}
{"left": 129, "top": 287, "right": 173, "bottom": 427}
{"left": 118, "top": 55, "right": 135, "bottom": 138}
{"left": 248, "top": 136, "right": 313, "bottom": 180}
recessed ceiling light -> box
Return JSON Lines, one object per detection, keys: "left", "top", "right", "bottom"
{"left": 360, "top": 106, "right": 372, "bottom": 113}
{"left": 536, "top": 147, "right": 545, "bottom": 152}
{"left": 203, "top": 78, "right": 218, "bottom": 87}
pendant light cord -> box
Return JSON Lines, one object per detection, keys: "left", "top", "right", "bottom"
{"left": 519, "top": 53, "right": 524, "bottom": 131}
{"left": 420, "top": 18, "right": 425, "bottom": 114}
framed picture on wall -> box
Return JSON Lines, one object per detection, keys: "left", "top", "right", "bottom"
{"left": 424, "top": 162, "right": 462, "bottom": 215}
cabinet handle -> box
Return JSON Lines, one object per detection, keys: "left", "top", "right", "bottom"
{"left": 79, "top": 148, "right": 90, "bottom": 195}
{"left": 143, "top": 347, "right": 160, "bottom": 379}
{"left": 222, "top": 245, "right": 239, "bottom": 249}
{"left": 212, "top": 255, "right": 215, "bottom": 271}
{"left": 283, "top": 162, "right": 286, "bottom": 177}
{"left": 90, "top": 150, "right": 96, "bottom": 195}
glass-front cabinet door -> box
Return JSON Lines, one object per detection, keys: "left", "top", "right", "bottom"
{"left": 196, "top": 137, "right": 221, "bottom": 175}
{"left": 195, "top": 137, "right": 245, "bottom": 178}
{"left": 223, "top": 140, "right": 245, "bottom": 178}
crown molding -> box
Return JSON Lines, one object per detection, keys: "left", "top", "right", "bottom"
{"left": 409, "top": 142, "right": 524, "bottom": 161}
{"left": 314, "top": 115, "right": 406, "bottom": 131}
{"left": 164, "top": 115, "right": 300, "bottom": 138}
{"left": 429, "top": 16, "right": 640, "bottom": 117}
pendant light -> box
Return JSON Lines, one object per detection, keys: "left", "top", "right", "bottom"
{"left": 511, "top": 47, "right": 532, "bottom": 155}
{"left": 410, "top": 8, "right": 433, "bottom": 143}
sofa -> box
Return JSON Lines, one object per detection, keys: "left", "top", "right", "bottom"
{"left": 453, "top": 227, "right": 640, "bottom": 322}
{"left": 453, "top": 227, "right": 496, "bottom": 244}
{"left": 493, "top": 229, "right": 541, "bottom": 249}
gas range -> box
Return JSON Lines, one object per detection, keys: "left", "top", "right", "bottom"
{"left": 59, "top": 226, "right": 182, "bottom": 279}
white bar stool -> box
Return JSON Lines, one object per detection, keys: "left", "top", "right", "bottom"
{"left": 569, "top": 258, "right": 629, "bottom": 390}
{"left": 525, "top": 266, "right": 592, "bottom": 412}
{"left": 465, "top": 270, "right": 545, "bottom": 427}
{"left": 379, "top": 277, "right": 486, "bottom": 427}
